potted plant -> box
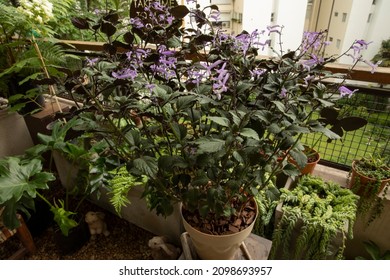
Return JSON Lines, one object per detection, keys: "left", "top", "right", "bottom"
{"left": 270, "top": 175, "right": 359, "bottom": 259}
{"left": 291, "top": 107, "right": 368, "bottom": 175}
{"left": 0, "top": 155, "right": 56, "bottom": 230}
{"left": 348, "top": 156, "right": 390, "bottom": 224}
{"left": 0, "top": 1, "right": 80, "bottom": 115}
{"left": 48, "top": 1, "right": 378, "bottom": 259}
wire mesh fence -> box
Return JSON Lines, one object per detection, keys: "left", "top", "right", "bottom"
{"left": 301, "top": 89, "right": 390, "bottom": 169}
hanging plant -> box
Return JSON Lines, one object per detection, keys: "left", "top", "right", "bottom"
{"left": 348, "top": 156, "right": 390, "bottom": 225}
{"left": 270, "top": 175, "right": 359, "bottom": 259}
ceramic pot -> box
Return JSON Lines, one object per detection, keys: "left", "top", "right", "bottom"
{"left": 181, "top": 200, "right": 257, "bottom": 260}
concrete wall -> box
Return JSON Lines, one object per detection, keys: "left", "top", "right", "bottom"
{"left": 0, "top": 110, "right": 34, "bottom": 157}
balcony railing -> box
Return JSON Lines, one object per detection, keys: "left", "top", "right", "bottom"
{"left": 60, "top": 40, "right": 390, "bottom": 169}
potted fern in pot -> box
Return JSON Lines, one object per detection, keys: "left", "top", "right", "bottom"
{"left": 49, "top": 0, "right": 380, "bottom": 259}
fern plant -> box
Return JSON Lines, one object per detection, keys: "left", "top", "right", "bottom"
{"left": 107, "top": 166, "right": 148, "bottom": 215}
{"left": 270, "top": 175, "right": 359, "bottom": 260}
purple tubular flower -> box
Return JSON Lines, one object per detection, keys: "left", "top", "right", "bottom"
{"left": 280, "top": 88, "right": 287, "bottom": 98}
{"left": 338, "top": 86, "right": 358, "bottom": 98}
{"left": 112, "top": 68, "right": 137, "bottom": 80}
{"left": 86, "top": 57, "right": 99, "bottom": 66}
{"left": 364, "top": 60, "right": 382, "bottom": 74}
{"left": 209, "top": 10, "right": 221, "bottom": 21}
{"left": 300, "top": 54, "right": 324, "bottom": 71}
{"left": 267, "top": 25, "right": 282, "bottom": 35}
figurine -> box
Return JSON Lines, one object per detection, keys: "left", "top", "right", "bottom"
{"left": 148, "top": 236, "right": 181, "bottom": 260}
{"left": 85, "top": 211, "right": 110, "bottom": 238}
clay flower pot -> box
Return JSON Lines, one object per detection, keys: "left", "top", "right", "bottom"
{"left": 349, "top": 160, "right": 390, "bottom": 197}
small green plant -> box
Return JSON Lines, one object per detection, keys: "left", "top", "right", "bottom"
{"left": 270, "top": 175, "right": 359, "bottom": 259}
{"left": 356, "top": 240, "right": 390, "bottom": 260}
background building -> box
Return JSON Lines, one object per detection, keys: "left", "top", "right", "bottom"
{"left": 185, "top": 0, "right": 390, "bottom": 63}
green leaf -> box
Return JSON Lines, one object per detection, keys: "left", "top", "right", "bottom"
{"left": 51, "top": 200, "right": 78, "bottom": 236}
{"left": 240, "top": 128, "right": 260, "bottom": 140}
{"left": 208, "top": 116, "right": 230, "bottom": 127}
{"left": 289, "top": 149, "right": 308, "bottom": 168}
{"left": 175, "top": 95, "right": 197, "bottom": 111}
{"left": 196, "top": 138, "right": 225, "bottom": 153}
{"left": 268, "top": 123, "right": 282, "bottom": 134}
{"left": 282, "top": 163, "right": 300, "bottom": 177}
{"left": 133, "top": 156, "right": 158, "bottom": 178}
{"left": 158, "top": 156, "right": 189, "bottom": 170}
{"left": 286, "top": 124, "right": 310, "bottom": 134}
{"left": 272, "top": 100, "right": 286, "bottom": 112}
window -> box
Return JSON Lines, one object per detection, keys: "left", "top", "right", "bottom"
{"left": 329, "top": 37, "right": 333, "bottom": 42}
{"left": 367, "top": 13, "right": 372, "bottom": 23}
{"left": 334, "top": 12, "right": 338, "bottom": 17}
{"left": 336, "top": 39, "right": 341, "bottom": 49}
{"left": 342, "top": 13, "right": 347, "bottom": 22}
{"left": 372, "top": 0, "right": 376, "bottom": 5}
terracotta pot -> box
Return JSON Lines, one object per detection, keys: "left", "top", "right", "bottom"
{"left": 181, "top": 200, "right": 258, "bottom": 260}
{"left": 289, "top": 146, "right": 320, "bottom": 175}
{"left": 348, "top": 160, "right": 390, "bottom": 197}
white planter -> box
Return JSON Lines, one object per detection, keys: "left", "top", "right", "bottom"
{"left": 91, "top": 186, "right": 183, "bottom": 244}
{"left": 181, "top": 201, "right": 258, "bottom": 260}
{"left": 0, "top": 110, "right": 34, "bottom": 157}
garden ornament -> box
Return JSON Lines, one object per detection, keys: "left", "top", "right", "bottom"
{"left": 148, "top": 236, "right": 181, "bottom": 260}
{"left": 85, "top": 211, "right": 110, "bottom": 238}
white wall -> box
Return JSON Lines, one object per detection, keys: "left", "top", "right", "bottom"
{"left": 339, "top": 0, "right": 375, "bottom": 64}
{"left": 362, "top": 0, "right": 390, "bottom": 63}
{"left": 273, "top": 0, "right": 308, "bottom": 53}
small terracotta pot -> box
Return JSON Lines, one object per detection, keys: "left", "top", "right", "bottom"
{"left": 348, "top": 160, "right": 390, "bottom": 197}
{"left": 289, "top": 147, "right": 320, "bottom": 175}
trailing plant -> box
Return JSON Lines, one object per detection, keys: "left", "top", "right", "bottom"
{"left": 253, "top": 178, "right": 280, "bottom": 239}
{"left": 270, "top": 175, "right": 359, "bottom": 259}
{"left": 355, "top": 240, "right": 390, "bottom": 260}
{"left": 348, "top": 155, "right": 390, "bottom": 225}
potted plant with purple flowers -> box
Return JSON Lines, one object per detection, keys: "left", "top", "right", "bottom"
{"left": 48, "top": 0, "right": 379, "bottom": 259}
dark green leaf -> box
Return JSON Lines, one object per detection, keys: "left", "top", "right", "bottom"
{"left": 71, "top": 17, "right": 90, "bottom": 29}
{"left": 101, "top": 22, "right": 117, "bottom": 37}
{"left": 240, "top": 128, "right": 260, "bottom": 140}
{"left": 133, "top": 157, "right": 158, "bottom": 178}
{"left": 196, "top": 138, "right": 225, "bottom": 153}
{"left": 208, "top": 116, "right": 230, "bottom": 127}
{"left": 339, "top": 117, "right": 368, "bottom": 131}
{"left": 170, "top": 5, "right": 190, "bottom": 19}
